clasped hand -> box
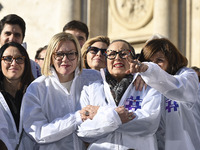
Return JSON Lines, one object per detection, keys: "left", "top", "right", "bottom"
{"left": 80, "top": 105, "right": 100, "bottom": 121}
{"left": 80, "top": 105, "right": 135, "bottom": 123}
{"left": 115, "top": 106, "right": 136, "bottom": 124}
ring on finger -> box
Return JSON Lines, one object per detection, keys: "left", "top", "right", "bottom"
{"left": 137, "top": 62, "right": 141, "bottom": 67}
{"left": 85, "top": 111, "right": 89, "bottom": 116}
{"left": 128, "top": 116, "right": 132, "bottom": 120}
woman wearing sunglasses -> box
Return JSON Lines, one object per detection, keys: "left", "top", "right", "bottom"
{"left": 0, "top": 42, "right": 34, "bottom": 150}
{"left": 77, "top": 40, "right": 162, "bottom": 150}
{"left": 20, "top": 32, "right": 102, "bottom": 150}
{"left": 81, "top": 35, "right": 110, "bottom": 71}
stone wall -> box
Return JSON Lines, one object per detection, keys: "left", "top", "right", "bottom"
{"left": 0, "top": 0, "right": 200, "bottom": 67}
{"left": 108, "top": 0, "right": 154, "bottom": 54}
{"left": 0, "top": 0, "right": 82, "bottom": 59}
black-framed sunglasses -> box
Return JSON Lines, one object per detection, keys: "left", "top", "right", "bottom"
{"left": 86, "top": 46, "right": 107, "bottom": 55}
{"left": 36, "top": 58, "right": 44, "bottom": 61}
{"left": 1, "top": 56, "right": 25, "bottom": 64}
{"left": 53, "top": 51, "right": 78, "bottom": 61}
{"left": 105, "top": 49, "right": 131, "bottom": 60}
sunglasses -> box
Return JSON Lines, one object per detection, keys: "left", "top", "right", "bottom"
{"left": 86, "top": 46, "right": 107, "bottom": 55}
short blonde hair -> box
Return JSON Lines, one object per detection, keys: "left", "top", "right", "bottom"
{"left": 81, "top": 35, "right": 110, "bottom": 69}
{"left": 42, "top": 32, "right": 83, "bottom": 76}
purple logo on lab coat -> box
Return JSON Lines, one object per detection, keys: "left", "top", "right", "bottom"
{"left": 165, "top": 99, "right": 179, "bottom": 112}
{"left": 124, "top": 96, "right": 142, "bottom": 111}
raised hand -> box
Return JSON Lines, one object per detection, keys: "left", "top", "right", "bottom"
{"left": 125, "top": 57, "right": 148, "bottom": 74}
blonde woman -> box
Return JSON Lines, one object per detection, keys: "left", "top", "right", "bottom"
{"left": 81, "top": 36, "right": 110, "bottom": 71}
{"left": 20, "top": 32, "right": 102, "bottom": 150}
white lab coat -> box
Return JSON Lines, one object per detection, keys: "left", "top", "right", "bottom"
{"left": 77, "top": 69, "right": 162, "bottom": 150}
{"left": 19, "top": 67, "right": 102, "bottom": 150}
{"left": 140, "top": 62, "right": 200, "bottom": 150}
{"left": 0, "top": 92, "right": 18, "bottom": 150}
{"left": 0, "top": 61, "right": 42, "bottom": 150}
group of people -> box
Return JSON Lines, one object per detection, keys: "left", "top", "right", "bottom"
{"left": 0, "top": 13, "right": 199, "bottom": 150}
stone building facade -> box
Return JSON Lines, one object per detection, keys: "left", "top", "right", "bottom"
{"left": 0, "top": 0, "right": 200, "bottom": 67}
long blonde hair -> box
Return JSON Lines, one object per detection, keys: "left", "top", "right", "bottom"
{"left": 42, "top": 32, "right": 83, "bottom": 76}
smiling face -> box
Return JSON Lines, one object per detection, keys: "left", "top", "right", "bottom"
{"left": 149, "top": 51, "right": 169, "bottom": 71}
{"left": 52, "top": 40, "right": 78, "bottom": 83}
{"left": 107, "top": 41, "right": 132, "bottom": 81}
{"left": 1, "top": 46, "right": 25, "bottom": 82}
{"left": 86, "top": 41, "right": 107, "bottom": 70}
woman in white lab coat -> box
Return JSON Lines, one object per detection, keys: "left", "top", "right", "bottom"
{"left": 0, "top": 42, "right": 34, "bottom": 150}
{"left": 129, "top": 38, "right": 200, "bottom": 150}
{"left": 77, "top": 40, "right": 162, "bottom": 150}
{"left": 20, "top": 32, "right": 102, "bottom": 150}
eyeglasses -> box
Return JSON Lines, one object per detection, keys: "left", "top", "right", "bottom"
{"left": 86, "top": 46, "right": 107, "bottom": 55}
{"left": 1, "top": 56, "right": 25, "bottom": 64}
{"left": 53, "top": 51, "right": 78, "bottom": 61}
{"left": 36, "top": 58, "right": 44, "bottom": 61}
{"left": 105, "top": 50, "right": 131, "bottom": 60}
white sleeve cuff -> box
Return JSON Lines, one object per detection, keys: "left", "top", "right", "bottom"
{"left": 75, "top": 111, "right": 82, "bottom": 126}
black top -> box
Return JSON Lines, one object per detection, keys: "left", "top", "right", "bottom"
{"left": 1, "top": 90, "right": 23, "bottom": 131}
{"left": 105, "top": 69, "right": 133, "bottom": 106}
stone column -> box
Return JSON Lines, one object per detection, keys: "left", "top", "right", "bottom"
{"left": 87, "top": 0, "right": 108, "bottom": 38}
{"left": 154, "top": 0, "right": 170, "bottom": 37}
{"left": 59, "top": 0, "right": 81, "bottom": 30}
{"left": 153, "top": 0, "right": 178, "bottom": 47}
{"left": 189, "top": 0, "right": 200, "bottom": 66}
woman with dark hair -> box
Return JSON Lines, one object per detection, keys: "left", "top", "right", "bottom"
{"left": 140, "top": 38, "right": 188, "bottom": 75}
{"left": 77, "top": 39, "right": 162, "bottom": 150}
{"left": 0, "top": 42, "right": 34, "bottom": 150}
{"left": 127, "top": 37, "right": 200, "bottom": 150}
